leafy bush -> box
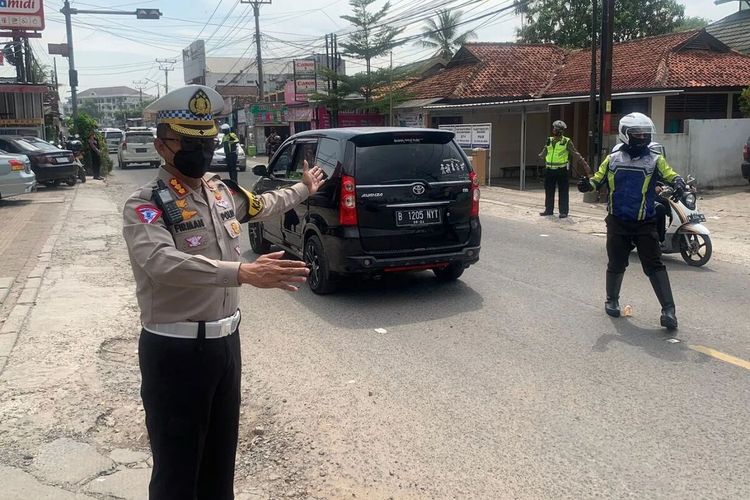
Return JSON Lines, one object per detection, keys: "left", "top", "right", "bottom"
{"left": 67, "top": 112, "right": 113, "bottom": 176}
{"left": 740, "top": 87, "right": 750, "bottom": 118}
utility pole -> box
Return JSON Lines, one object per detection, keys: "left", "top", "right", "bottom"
{"left": 241, "top": 1, "right": 272, "bottom": 103}
{"left": 133, "top": 80, "right": 147, "bottom": 105}
{"left": 587, "top": 0, "right": 598, "bottom": 172}
{"left": 597, "top": 0, "right": 615, "bottom": 168}
{"left": 389, "top": 51, "right": 393, "bottom": 126}
{"left": 156, "top": 59, "right": 176, "bottom": 94}
{"left": 60, "top": 1, "right": 161, "bottom": 119}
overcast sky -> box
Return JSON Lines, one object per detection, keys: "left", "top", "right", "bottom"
{"left": 2, "top": 0, "right": 741, "bottom": 100}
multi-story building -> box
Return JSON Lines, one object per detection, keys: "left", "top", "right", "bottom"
{"left": 63, "top": 86, "right": 154, "bottom": 127}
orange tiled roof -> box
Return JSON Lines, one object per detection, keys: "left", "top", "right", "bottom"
{"left": 405, "top": 31, "right": 750, "bottom": 102}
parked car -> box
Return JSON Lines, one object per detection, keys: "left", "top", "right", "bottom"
{"left": 0, "top": 150, "right": 35, "bottom": 199}
{"left": 247, "top": 127, "right": 482, "bottom": 293}
{"left": 118, "top": 130, "right": 160, "bottom": 169}
{"left": 102, "top": 128, "right": 124, "bottom": 154}
{"left": 742, "top": 135, "right": 750, "bottom": 184}
{"left": 210, "top": 136, "right": 246, "bottom": 172}
{"left": 0, "top": 136, "right": 78, "bottom": 187}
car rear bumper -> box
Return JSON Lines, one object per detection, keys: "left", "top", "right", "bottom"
{"left": 33, "top": 165, "right": 77, "bottom": 182}
{"left": 0, "top": 172, "right": 36, "bottom": 198}
{"left": 343, "top": 246, "right": 481, "bottom": 274}
{"left": 742, "top": 161, "right": 750, "bottom": 179}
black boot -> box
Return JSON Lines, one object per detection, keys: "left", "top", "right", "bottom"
{"left": 649, "top": 270, "right": 678, "bottom": 330}
{"left": 605, "top": 272, "right": 624, "bottom": 317}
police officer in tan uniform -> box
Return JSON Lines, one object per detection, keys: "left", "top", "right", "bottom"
{"left": 122, "top": 85, "right": 325, "bottom": 499}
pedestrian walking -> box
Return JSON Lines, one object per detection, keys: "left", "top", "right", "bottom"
{"left": 538, "top": 120, "right": 589, "bottom": 218}
{"left": 87, "top": 130, "right": 104, "bottom": 180}
{"left": 122, "top": 85, "right": 325, "bottom": 499}
{"left": 578, "top": 112, "right": 686, "bottom": 330}
{"left": 220, "top": 123, "right": 240, "bottom": 183}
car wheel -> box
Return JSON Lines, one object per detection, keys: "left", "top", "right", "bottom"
{"left": 65, "top": 178, "right": 77, "bottom": 187}
{"left": 248, "top": 222, "right": 271, "bottom": 254}
{"left": 433, "top": 262, "right": 465, "bottom": 282}
{"left": 120, "top": 161, "right": 127, "bottom": 169}
{"left": 304, "top": 234, "right": 336, "bottom": 294}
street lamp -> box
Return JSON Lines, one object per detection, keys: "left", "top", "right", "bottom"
{"left": 60, "top": 0, "right": 162, "bottom": 119}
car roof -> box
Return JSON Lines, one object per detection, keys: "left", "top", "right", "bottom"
{"left": 290, "top": 127, "right": 454, "bottom": 141}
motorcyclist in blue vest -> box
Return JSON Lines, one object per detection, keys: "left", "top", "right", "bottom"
{"left": 578, "top": 112, "right": 686, "bottom": 330}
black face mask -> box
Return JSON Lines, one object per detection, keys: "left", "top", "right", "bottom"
{"left": 165, "top": 141, "right": 214, "bottom": 178}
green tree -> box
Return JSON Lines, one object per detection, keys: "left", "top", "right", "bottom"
{"left": 339, "top": 0, "right": 404, "bottom": 101}
{"left": 67, "top": 112, "right": 113, "bottom": 176}
{"left": 517, "top": 0, "right": 685, "bottom": 48}
{"left": 78, "top": 101, "right": 104, "bottom": 121}
{"left": 740, "top": 87, "right": 750, "bottom": 118}
{"left": 675, "top": 16, "right": 710, "bottom": 31}
{"left": 419, "top": 9, "right": 477, "bottom": 60}
{"left": 113, "top": 98, "right": 156, "bottom": 128}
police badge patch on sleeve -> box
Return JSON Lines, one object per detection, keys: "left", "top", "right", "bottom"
{"left": 247, "top": 193, "right": 264, "bottom": 217}
{"left": 135, "top": 204, "right": 163, "bottom": 224}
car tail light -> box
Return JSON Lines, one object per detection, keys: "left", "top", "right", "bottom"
{"left": 339, "top": 175, "right": 358, "bottom": 226}
{"left": 469, "top": 171, "right": 480, "bottom": 217}
{"left": 9, "top": 159, "right": 24, "bottom": 171}
{"left": 744, "top": 143, "right": 749, "bottom": 161}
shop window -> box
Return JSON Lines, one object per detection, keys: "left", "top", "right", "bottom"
{"left": 665, "top": 93, "right": 728, "bottom": 133}
{"left": 607, "top": 98, "right": 649, "bottom": 133}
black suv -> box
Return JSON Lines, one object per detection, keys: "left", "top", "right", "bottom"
{"left": 248, "top": 127, "right": 482, "bottom": 293}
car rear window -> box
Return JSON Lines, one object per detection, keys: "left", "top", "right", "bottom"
{"left": 105, "top": 131, "right": 123, "bottom": 140}
{"left": 10, "top": 139, "right": 42, "bottom": 152}
{"left": 126, "top": 134, "right": 153, "bottom": 144}
{"left": 27, "top": 141, "right": 60, "bottom": 152}
{"left": 355, "top": 140, "right": 470, "bottom": 184}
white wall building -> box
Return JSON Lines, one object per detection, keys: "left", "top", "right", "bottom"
{"left": 64, "top": 86, "right": 153, "bottom": 127}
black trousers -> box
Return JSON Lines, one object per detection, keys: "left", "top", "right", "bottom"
{"left": 139, "top": 327, "right": 242, "bottom": 500}
{"left": 91, "top": 153, "right": 101, "bottom": 178}
{"left": 226, "top": 152, "right": 238, "bottom": 183}
{"left": 544, "top": 167, "right": 569, "bottom": 214}
{"left": 606, "top": 216, "right": 665, "bottom": 277}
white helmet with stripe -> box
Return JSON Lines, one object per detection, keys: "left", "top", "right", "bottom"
{"left": 618, "top": 112, "right": 655, "bottom": 146}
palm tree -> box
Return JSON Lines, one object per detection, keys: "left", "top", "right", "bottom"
{"left": 420, "top": 9, "right": 478, "bottom": 61}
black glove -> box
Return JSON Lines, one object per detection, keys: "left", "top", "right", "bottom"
{"left": 673, "top": 177, "right": 687, "bottom": 197}
{"left": 577, "top": 177, "right": 592, "bottom": 193}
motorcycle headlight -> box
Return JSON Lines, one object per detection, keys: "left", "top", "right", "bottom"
{"left": 682, "top": 192, "right": 696, "bottom": 210}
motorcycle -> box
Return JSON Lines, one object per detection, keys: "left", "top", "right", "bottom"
{"left": 65, "top": 138, "right": 86, "bottom": 184}
{"left": 656, "top": 175, "right": 711, "bottom": 266}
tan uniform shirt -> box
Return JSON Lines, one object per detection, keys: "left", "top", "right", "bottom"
{"left": 123, "top": 167, "right": 308, "bottom": 324}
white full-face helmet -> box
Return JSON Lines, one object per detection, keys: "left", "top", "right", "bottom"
{"left": 220, "top": 123, "right": 231, "bottom": 133}
{"left": 618, "top": 112, "right": 655, "bottom": 147}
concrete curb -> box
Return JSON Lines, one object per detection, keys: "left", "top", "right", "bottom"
{"left": 0, "top": 187, "right": 75, "bottom": 375}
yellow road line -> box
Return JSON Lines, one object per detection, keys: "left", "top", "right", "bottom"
{"left": 688, "top": 344, "right": 750, "bottom": 371}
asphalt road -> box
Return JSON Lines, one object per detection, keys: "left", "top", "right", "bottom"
{"left": 113, "top": 159, "right": 749, "bottom": 498}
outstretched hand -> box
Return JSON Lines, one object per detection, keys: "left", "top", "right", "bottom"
{"left": 238, "top": 251, "right": 309, "bottom": 292}
{"left": 302, "top": 160, "right": 326, "bottom": 195}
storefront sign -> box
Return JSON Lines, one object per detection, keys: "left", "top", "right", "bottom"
{"left": 293, "top": 59, "right": 317, "bottom": 102}
{"left": 249, "top": 103, "right": 287, "bottom": 125}
{"left": 0, "top": 0, "right": 45, "bottom": 31}
{"left": 316, "top": 107, "right": 384, "bottom": 129}
{"left": 439, "top": 123, "right": 492, "bottom": 149}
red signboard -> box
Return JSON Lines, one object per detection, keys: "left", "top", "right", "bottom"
{"left": 0, "top": 0, "right": 45, "bottom": 31}
{"left": 315, "top": 107, "right": 384, "bottom": 129}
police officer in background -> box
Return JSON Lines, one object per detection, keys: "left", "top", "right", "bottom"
{"left": 122, "top": 85, "right": 325, "bottom": 499}
{"left": 220, "top": 123, "right": 240, "bottom": 183}
{"left": 538, "top": 120, "right": 589, "bottom": 218}
{"left": 578, "top": 112, "right": 686, "bottom": 331}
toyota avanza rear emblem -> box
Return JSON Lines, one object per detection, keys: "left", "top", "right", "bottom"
{"left": 412, "top": 184, "right": 426, "bottom": 195}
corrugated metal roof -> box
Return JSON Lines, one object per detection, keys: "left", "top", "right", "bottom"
{"left": 707, "top": 10, "right": 750, "bottom": 54}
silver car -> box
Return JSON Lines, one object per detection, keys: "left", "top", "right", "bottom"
{"left": 210, "top": 138, "right": 246, "bottom": 172}
{"left": 0, "top": 150, "right": 35, "bottom": 200}
{"left": 118, "top": 130, "right": 161, "bottom": 169}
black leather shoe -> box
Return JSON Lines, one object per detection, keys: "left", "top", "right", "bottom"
{"left": 559, "top": 213, "right": 568, "bottom": 219}
{"left": 539, "top": 211, "right": 553, "bottom": 216}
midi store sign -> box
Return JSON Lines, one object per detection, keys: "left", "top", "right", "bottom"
{"left": 0, "top": 0, "right": 45, "bottom": 30}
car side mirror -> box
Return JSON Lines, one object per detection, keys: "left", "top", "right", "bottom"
{"left": 252, "top": 164, "right": 268, "bottom": 177}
